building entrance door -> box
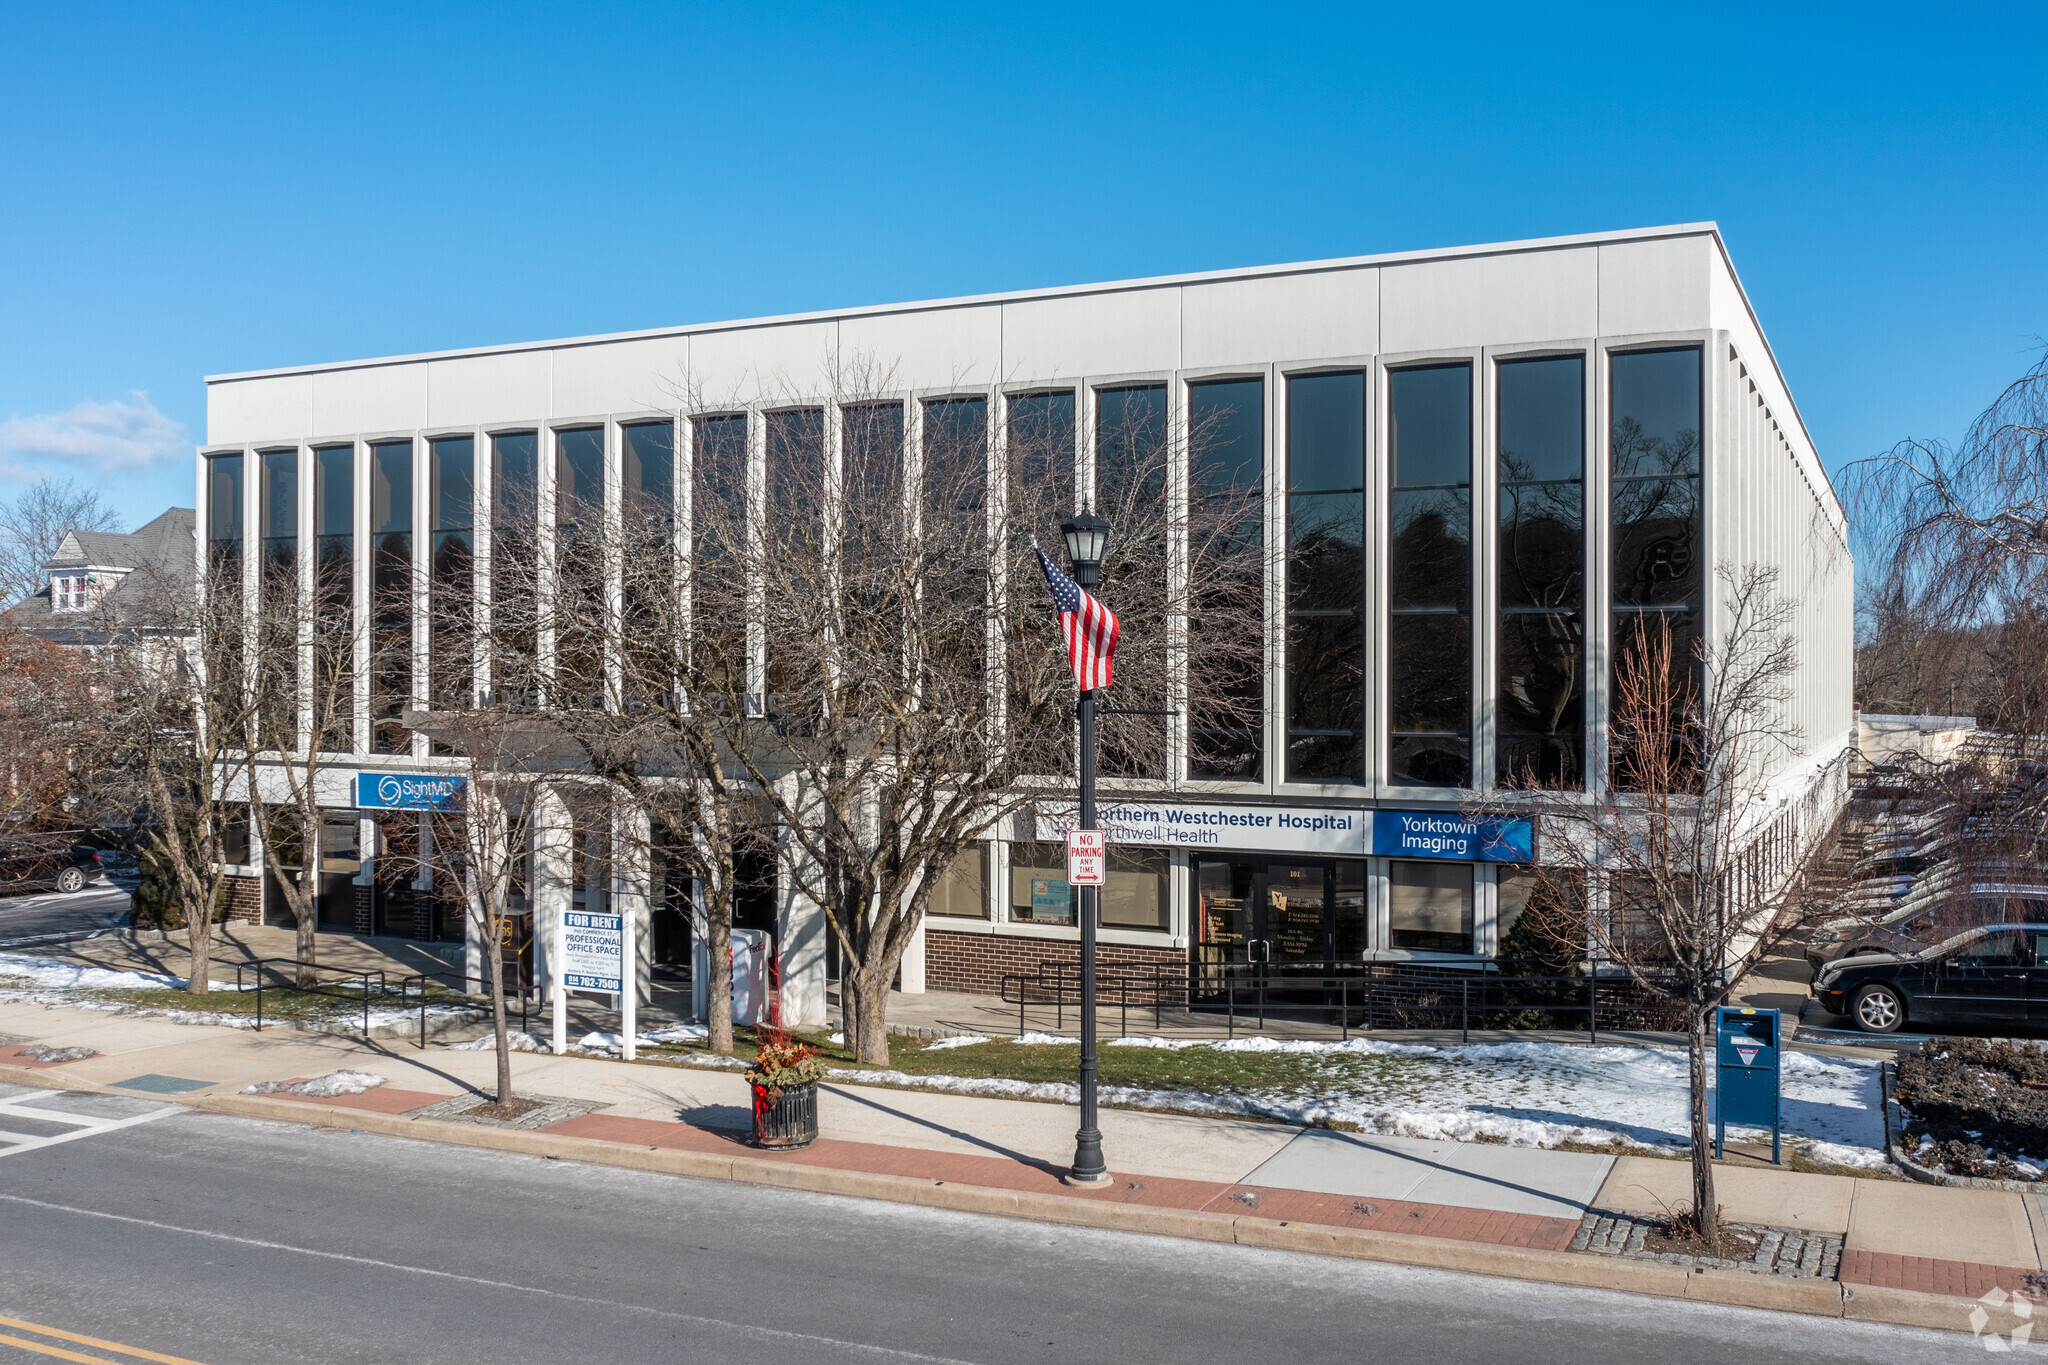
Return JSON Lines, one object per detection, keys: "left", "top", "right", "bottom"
{"left": 1194, "top": 857, "right": 1366, "bottom": 1006}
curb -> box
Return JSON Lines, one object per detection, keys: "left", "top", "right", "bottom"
{"left": 0, "top": 1062, "right": 2005, "bottom": 1337}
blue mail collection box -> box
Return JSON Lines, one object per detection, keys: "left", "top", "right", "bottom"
{"left": 1714, "top": 1006, "right": 1781, "bottom": 1161}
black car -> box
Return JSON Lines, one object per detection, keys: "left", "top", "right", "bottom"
{"left": 1814, "top": 923, "right": 2048, "bottom": 1033}
{"left": 0, "top": 840, "right": 103, "bottom": 895}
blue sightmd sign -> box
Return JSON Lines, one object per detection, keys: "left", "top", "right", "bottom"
{"left": 355, "top": 772, "right": 466, "bottom": 811}
{"left": 1371, "top": 810, "right": 1534, "bottom": 862}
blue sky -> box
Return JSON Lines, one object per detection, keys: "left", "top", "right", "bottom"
{"left": 1, "top": 2, "right": 2042, "bottom": 532}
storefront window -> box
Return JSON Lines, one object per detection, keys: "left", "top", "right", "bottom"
{"left": 1008, "top": 842, "right": 1167, "bottom": 930}
{"left": 928, "top": 845, "right": 989, "bottom": 918}
{"left": 1388, "top": 859, "right": 1473, "bottom": 953}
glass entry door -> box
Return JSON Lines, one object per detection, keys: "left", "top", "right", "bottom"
{"left": 1195, "top": 857, "right": 1366, "bottom": 1002}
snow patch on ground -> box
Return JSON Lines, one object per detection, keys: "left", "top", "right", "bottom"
{"left": 243, "top": 1070, "right": 386, "bottom": 1097}
{"left": 451, "top": 1031, "right": 550, "bottom": 1052}
{"left": 1015, "top": 1032, "right": 1079, "bottom": 1046}
{"left": 0, "top": 953, "right": 185, "bottom": 991}
{"left": 840, "top": 1034, "right": 1891, "bottom": 1164}
{"left": 920, "top": 1035, "right": 991, "bottom": 1051}
{"left": 574, "top": 1024, "right": 711, "bottom": 1054}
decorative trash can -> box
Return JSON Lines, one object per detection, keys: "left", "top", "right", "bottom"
{"left": 752, "top": 1079, "right": 819, "bottom": 1149}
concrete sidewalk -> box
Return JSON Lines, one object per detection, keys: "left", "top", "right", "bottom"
{"left": 0, "top": 995, "right": 2035, "bottom": 1334}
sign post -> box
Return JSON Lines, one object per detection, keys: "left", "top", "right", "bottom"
{"left": 561, "top": 909, "right": 625, "bottom": 1056}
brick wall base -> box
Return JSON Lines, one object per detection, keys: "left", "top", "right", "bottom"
{"left": 353, "top": 884, "right": 373, "bottom": 935}
{"left": 924, "top": 929, "right": 1183, "bottom": 997}
{"left": 923, "top": 930, "right": 1681, "bottom": 1031}
{"left": 223, "top": 874, "right": 262, "bottom": 925}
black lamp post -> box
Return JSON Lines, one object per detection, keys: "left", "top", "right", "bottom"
{"left": 1060, "top": 510, "right": 1113, "bottom": 1187}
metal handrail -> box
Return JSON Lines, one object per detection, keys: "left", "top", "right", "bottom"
{"left": 1001, "top": 957, "right": 1671, "bottom": 1042}
{"left": 396, "top": 969, "right": 530, "bottom": 1050}
{"left": 234, "top": 957, "right": 387, "bottom": 1035}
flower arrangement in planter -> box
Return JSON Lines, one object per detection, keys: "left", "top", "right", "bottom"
{"left": 746, "top": 1034, "right": 827, "bottom": 1149}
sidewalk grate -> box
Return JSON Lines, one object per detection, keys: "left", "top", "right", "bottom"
{"left": 1570, "top": 1210, "right": 1843, "bottom": 1278}
{"left": 409, "top": 1093, "right": 603, "bottom": 1131}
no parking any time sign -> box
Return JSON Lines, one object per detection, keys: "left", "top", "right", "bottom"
{"left": 1066, "top": 830, "right": 1106, "bottom": 886}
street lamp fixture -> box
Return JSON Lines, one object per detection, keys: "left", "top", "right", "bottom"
{"left": 1060, "top": 511, "right": 1110, "bottom": 589}
{"left": 1062, "top": 508, "right": 1113, "bottom": 1188}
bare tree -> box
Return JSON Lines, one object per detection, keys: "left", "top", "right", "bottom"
{"left": 1481, "top": 565, "right": 1808, "bottom": 1240}
{"left": 657, "top": 361, "right": 1265, "bottom": 1065}
{"left": 1851, "top": 347, "right": 2048, "bottom": 812}
{"left": 72, "top": 550, "right": 260, "bottom": 994}
{"left": 0, "top": 477, "right": 123, "bottom": 607}
{"left": 244, "top": 546, "right": 360, "bottom": 985}
{"left": 0, "top": 622, "right": 99, "bottom": 830}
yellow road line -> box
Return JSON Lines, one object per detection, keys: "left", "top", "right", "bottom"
{"left": 0, "top": 1331, "right": 115, "bottom": 1364}
{"left": 0, "top": 1317, "right": 207, "bottom": 1365}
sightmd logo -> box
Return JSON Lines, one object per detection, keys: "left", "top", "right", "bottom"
{"left": 357, "top": 772, "right": 464, "bottom": 810}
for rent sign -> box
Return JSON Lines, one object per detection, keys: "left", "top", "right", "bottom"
{"left": 560, "top": 911, "right": 624, "bottom": 993}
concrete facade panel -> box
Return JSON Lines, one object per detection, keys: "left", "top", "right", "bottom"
{"left": 209, "top": 373, "right": 313, "bottom": 446}
{"left": 999, "top": 288, "right": 1179, "bottom": 381}
{"left": 1380, "top": 250, "right": 1598, "bottom": 353}
{"left": 426, "top": 349, "right": 555, "bottom": 429}
{"left": 1596, "top": 236, "right": 1713, "bottom": 337}
{"left": 838, "top": 304, "right": 1005, "bottom": 392}
{"left": 312, "top": 363, "right": 427, "bottom": 437}
{"left": 551, "top": 335, "right": 692, "bottom": 418}
{"left": 684, "top": 321, "right": 839, "bottom": 405}
{"left": 1181, "top": 270, "right": 1379, "bottom": 370}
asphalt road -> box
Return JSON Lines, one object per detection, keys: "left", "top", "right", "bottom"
{"left": 0, "top": 1095, "right": 1977, "bottom": 1365}
{"left": 0, "top": 880, "right": 130, "bottom": 948}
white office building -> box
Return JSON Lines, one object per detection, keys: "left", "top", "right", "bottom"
{"left": 198, "top": 222, "right": 1854, "bottom": 1026}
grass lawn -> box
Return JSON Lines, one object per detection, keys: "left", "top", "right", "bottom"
{"left": 36, "top": 981, "right": 486, "bottom": 1029}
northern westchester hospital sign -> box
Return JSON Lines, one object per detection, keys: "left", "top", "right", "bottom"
{"left": 1036, "top": 801, "right": 1531, "bottom": 863}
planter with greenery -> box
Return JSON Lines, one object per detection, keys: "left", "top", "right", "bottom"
{"left": 746, "top": 1035, "right": 827, "bottom": 1149}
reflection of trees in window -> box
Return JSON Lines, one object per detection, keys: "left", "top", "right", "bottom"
{"left": 1286, "top": 372, "right": 1364, "bottom": 783}
{"left": 1609, "top": 348, "right": 1701, "bottom": 788}
{"left": 206, "top": 453, "right": 245, "bottom": 680}
{"left": 553, "top": 427, "right": 605, "bottom": 708}
{"left": 1497, "top": 355, "right": 1584, "bottom": 786}
{"left": 369, "top": 440, "right": 412, "bottom": 753}
{"left": 1095, "top": 385, "right": 1170, "bottom": 779}
{"left": 691, "top": 415, "right": 748, "bottom": 698}
{"left": 1187, "top": 379, "right": 1265, "bottom": 781}
{"left": 619, "top": 422, "right": 675, "bottom": 698}
{"left": 490, "top": 432, "right": 539, "bottom": 704}
{"left": 258, "top": 450, "right": 299, "bottom": 732}
{"left": 1388, "top": 364, "right": 1471, "bottom": 787}
{"left": 765, "top": 409, "right": 829, "bottom": 705}
{"left": 313, "top": 445, "right": 353, "bottom": 750}
{"left": 1001, "top": 392, "right": 1074, "bottom": 776}
{"left": 919, "top": 397, "right": 989, "bottom": 702}
{"left": 429, "top": 436, "right": 473, "bottom": 719}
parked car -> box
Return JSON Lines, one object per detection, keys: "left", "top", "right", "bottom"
{"left": 1805, "top": 904, "right": 1937, "bottom": 974}
{"left": 1813, "top": 924, "right": 2048, "bottom": 1033}
{"left": 0, "top": 840, "right": 103, "bottom": 895}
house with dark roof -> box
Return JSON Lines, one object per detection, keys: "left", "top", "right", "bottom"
{"left": 5, "top": 507, "right": 196, "bottom": 640}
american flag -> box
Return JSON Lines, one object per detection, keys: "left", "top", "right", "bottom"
{"left": 1032, "top": 539, "right": 1120, "bottom": 692}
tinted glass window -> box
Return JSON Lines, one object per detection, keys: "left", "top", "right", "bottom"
{"left": 555, "top": 428, "right": 603, "bottom": 527}
{"left": 622, "top": 421, "right": 674, "bottom": 520}
{"left": 1188, "top": 378, "right": 1265, "bottom": 782}
{"left": 1497, "top": 355, "right": 1585, "bottom": 786}
{"left": 431, "top": 437, "right": 473, "bottom": 532}
{"left": 1286, "top": 371, "right": 1365, "bottom": 783}
{"left": 371, "top": 442, "right": 411, "bottom": 536}
{"left": 261, "top": 450, "right": 297, "bottom": 544}
{"left": 1388, "top": 364, "right": 1471, "bottom": 787}
{"left": 208, "top": 453, "right": 244, "bottom": 542}
{"left": 315, "top": 446, "right": 353, "bottom": 539}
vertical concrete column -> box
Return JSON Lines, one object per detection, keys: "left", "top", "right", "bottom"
{"left": 461, "top": 792, "right": 503, "bottom": 994}
{"left": 899, "top": 901, "right": 926, "bottom": 995}
{"left": 690, "top": 871, "right": 709, "bottom": 1023}
{"left": 777, "top": 780, "right": 827, "bottom": 1028}
{"left": 532, "top": 785, "right": 573, "bottom": 1053}
{"left": 615, "top": 801, "right": 651, "bottom": 1059}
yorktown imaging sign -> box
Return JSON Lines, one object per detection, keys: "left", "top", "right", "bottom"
{"left": 1036, "top": 801, "right": 1532, "bottom": 863}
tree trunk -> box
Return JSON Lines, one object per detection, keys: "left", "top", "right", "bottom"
{"left": 848, "top": 966, "right": 891, "bottom": 1067}
{"left": 1688, "top": 997, "right": 1718, "bottom": 1240}
{"left": 707, "top": 901, "right": 733, "bottom": 1055}
{"left": 186, "top": 905, "right": 212, "bottom": 996}
{"left": 487, "top": 915, "right": 513, "bottom": 1104}
{"left": 295, "top": 874, "right": 318, "bottom": 988}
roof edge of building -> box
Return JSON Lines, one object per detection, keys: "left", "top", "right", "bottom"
{"left": 203, "top": 222, "right": 1723, "bottom": 384}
